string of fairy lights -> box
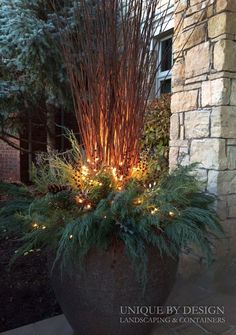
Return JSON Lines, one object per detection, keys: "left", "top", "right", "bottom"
{"left": 29, "top": 158, "right": 177, "bottom": 240}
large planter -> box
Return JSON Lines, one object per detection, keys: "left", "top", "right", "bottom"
{"left": 50, "top": 243, "right": 178, "bottom": 335}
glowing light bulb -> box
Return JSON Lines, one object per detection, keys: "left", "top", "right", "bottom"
{"left": 151, "top": 208, "right": 159, "bottom": 215}
{"left": 76, "top": 196, "right": 84, "bottom": 204}
{"left": 86, "top": 204, "right": 91, "bottom": 209}
{"left": 32, "top": 223, "right": 38, "bottom": 229}
{"left": 134, "top": 198, "right": 142, "bottom": 205}
{"left": 42, "top": 225, "right": 46, "bottom": 230}
{"left": 169, "top": 211, "right": 175, "bottom": 217}
{"left": 69, "top": 234, "right": 73, "bottom": 240}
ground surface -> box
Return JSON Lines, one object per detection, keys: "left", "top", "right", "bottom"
{"left": 0, "top": 235, "right": 61, "bottom": 332}
{"left": 1, "top": 260, "right": 236, "bottom": 335}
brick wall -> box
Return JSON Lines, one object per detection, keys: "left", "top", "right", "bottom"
{"left": 0, "top": 139, "right": 20, "bottom": 182}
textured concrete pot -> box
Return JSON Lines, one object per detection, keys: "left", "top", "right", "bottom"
{"left": 50, "top": 243, "right": 178, "bottom": 335}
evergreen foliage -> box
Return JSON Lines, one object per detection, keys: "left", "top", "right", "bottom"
{"left": 0, "top": 0, "right": 72, "bottom": 139}
{"left": 0, "top": 134, "right": 224, "bottom": 284}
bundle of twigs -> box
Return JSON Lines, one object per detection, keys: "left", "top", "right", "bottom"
{"left": 53, "top": 0, "right": 169, "bottom": 173}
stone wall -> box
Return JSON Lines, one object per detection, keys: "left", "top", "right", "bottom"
{"left": 170, "top": 0, "right": 236, "bottom": 253}
{"left": 0, "top": 139, "right": 20, "bottom": 182}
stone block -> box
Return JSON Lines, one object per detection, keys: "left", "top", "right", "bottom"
{"left": 179, "top": 124, "right": 185, "bottom": 139}
{"left": 216, "top": 197, "right": 228, "bottom": 220}
{"left": 195, "top": 168, "right": 208, "bottom": 183}
{"left": 222, "top": 220, "right": 236, "bottom": 254}
{"left": 175, "top": 0, "right": 188, "bottom": 13}
{"left": 230, "top": 80, "right": 236, "bottom": 105}
{"left": 208, "top": 13, "right": 231, "bottom": 38}
{"left": 211, "top": 106, "right": 236, "bottom": 138}
{"left": 173, "top": 32, "right": 184, "bottom": 52}
{"left": 208, "top": 170, "right": 236, "bottom": 195}
{"left": 171, "top": 90, "right": 199, "bottom": 113}
{"left": 214, "top": 39, "right": 236, "bottom": 72}
{"left": 185, "top": 74, "right": 208, "bottom": 85}
{"left": 179, "top": 112, "right": 184, "bottom": 125}
{"left": 190, "top": 0, "right": 214, "bottom": 8}
{"left": 170, "top": 113, "right": 180, "bottom": 140}
{"left": 185, "top": 42, "right": 210, "bottom": 78}
{"left": 227, "top": 194, "right": 236, "bottom": 207}
{"left": 172, "top": 58, "right": 185, "bottom": 86}
{"left": 169, "top": 146, "right": 179, "bottom": 170}
{"left": 179, "top": 146, "right": 190, "bottom": 165}
{"left": 202, "top": 78, "right": 231, "bottom": 106}
{"left": 184, "top": 83, "right": 202, "bottom": 91}
{"left": 189, "top": 0, "right": 204, "bottom": 5}
{"left": 169, "top": 139, "right": 189, "bottom": 147}
{"left": 227, "top": 146, "right": 236, "bottom": 169}
{"left": 186, "top": 5, "right": 202, "bottom": 18}
{"left": 216, "top": 0, "right": 236, "bottom": 13}
{"left": 184, "top": 109, "right": 210, "bottom": 138}
{"left": 208, "top": 13, "right": 226, "bottom": 38}
{"left": 184, "top": 11, "right": 203, "bottom": 29}
{"left": 175, "top": 11, "right": 184, "bottom": 31}
{"left": 207, "top": 170, "right": 218, "bottom": 194}
{"left": 174, "top": 23, "right": 206, "bottom": 52}
{"left": 185, "top": 24, "right": 207, "bottom": 49}
{"left": 207, "top": 4, "right": 214, "bottom": 18}
{"left": 190, "top": 138, "right": 227, "bottom": 169}
{"left": 227, "top": 12, "right": 236, "bottom": 34}
{"left": 229, "top": 205, "right": 236, "bottom": 218}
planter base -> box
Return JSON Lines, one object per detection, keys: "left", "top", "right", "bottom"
{"left": 50, "top": 244, "right": 178, "bottom": 335}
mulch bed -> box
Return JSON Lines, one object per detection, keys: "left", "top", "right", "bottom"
{"left": 0, "top": 235, "right": 61, "bottom": 333}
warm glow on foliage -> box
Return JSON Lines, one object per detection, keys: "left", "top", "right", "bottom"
{"left": 72, "top": 158, "right": 149, "bottom": 196}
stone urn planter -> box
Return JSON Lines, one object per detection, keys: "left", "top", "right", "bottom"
{"left": 1, "top": 134, "right": 222, "bottom": 335}
{"left": 50, "top": 243, "right": 178, "bottom": 335}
